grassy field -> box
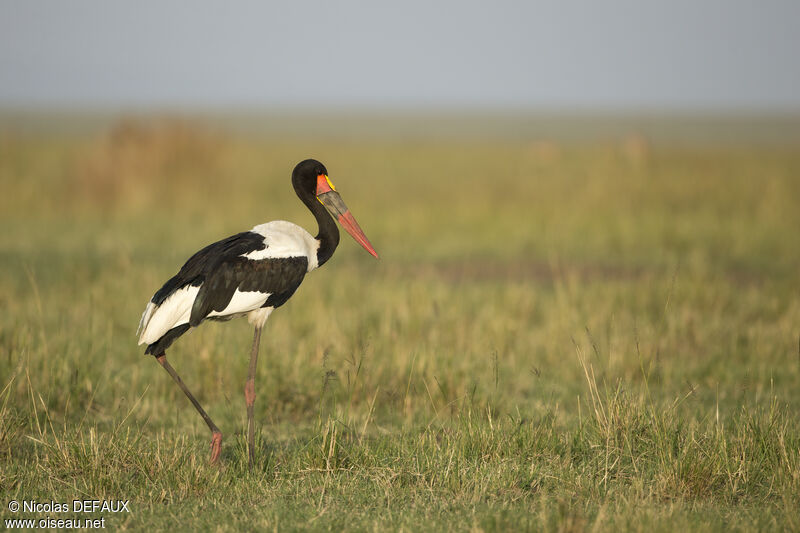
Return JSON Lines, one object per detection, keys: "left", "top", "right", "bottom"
{"left": 1, "top": 115, "right": 800, "bottom": 531}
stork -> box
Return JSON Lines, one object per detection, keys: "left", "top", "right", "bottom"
{"left": 137, "top": 159, "right": 378, "bottom": 467}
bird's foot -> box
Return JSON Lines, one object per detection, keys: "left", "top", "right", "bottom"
{"left": 209, "top": 432, "right": 223, "bottom": 464}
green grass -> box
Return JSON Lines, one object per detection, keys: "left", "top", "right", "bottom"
{"left": 2, "top": 116, "right": 800, "bottom": 531}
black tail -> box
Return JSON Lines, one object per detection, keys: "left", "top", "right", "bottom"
{"left": 145, "top": 324, "right": 191, "bottom": 356}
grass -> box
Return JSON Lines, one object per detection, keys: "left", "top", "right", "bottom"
{"left": 1, "top": 115, "right": 800, "bottom": 531}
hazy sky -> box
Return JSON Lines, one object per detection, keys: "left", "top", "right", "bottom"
{"left": 1, "top": 0, "right": 799, "bottom": 111}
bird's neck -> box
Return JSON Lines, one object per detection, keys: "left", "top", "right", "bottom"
{"left": 307, "top": 195, "right": 339, "bottom": 267}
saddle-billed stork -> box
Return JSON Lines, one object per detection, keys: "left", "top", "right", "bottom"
{"left": 137, "top": 159, "right": 378, "bottom": 467}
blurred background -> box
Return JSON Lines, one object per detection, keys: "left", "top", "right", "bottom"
{"left": 3, "top": 1, "right": 800, "bottom": 527}
{"left": 2, "top": 0, "right": 800, "bottom": 470}
{"left": 2, "top": 0, "right": 800, "bottom": 111}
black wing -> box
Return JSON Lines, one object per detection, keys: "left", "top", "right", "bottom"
{"left": 151, "top": 231, "right": 309, "bottom": 327}
{"left": 144, "top": 231, "right": 309, "bottom": 356}
{"left": 190, "top": 255, "right": 308, "bottom": 326}
{"left": 151, "top": 231, "right": 267, "bottom": 305}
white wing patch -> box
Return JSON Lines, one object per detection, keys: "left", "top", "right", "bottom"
{"left": 138, "top": 286, "right": 272, "bottom": 346}
{"left": 245, "top": 220, "right": 321, "bottom": 271}
{"left": 139, "top": 220, "right": 317, "bottom": 347}
{"left": 207, "top": 289, "right": 271, "bottom": 318}
{"left": 137, "top": 285, "right": 199, "bottom": 345}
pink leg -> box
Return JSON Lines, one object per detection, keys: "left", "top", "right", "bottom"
{"left": 246, "top": 326, "right": 263, "bottom": 469}
{"left": 156, "top": 354, "right": 223, "bottom": 464}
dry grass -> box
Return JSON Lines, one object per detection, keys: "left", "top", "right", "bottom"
{"left": 1, "top": 115, "right": 800, "bottom": 531}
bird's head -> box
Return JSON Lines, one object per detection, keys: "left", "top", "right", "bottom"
{"left": 292, "top": 159, "right": 379, "bottom": 258}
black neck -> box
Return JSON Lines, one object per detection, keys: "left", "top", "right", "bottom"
{"left": 299, "top": 188, "right": 339, "bottom": 267}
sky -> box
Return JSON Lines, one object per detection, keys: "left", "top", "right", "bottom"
{"left": 1, "top": 0, "right": 799, "bottom": 112}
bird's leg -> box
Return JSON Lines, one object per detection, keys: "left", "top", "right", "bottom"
{"left": 245, "top": 325, "right": 263, "bottom": 469}
{"left": 155, "top": 354, "right": 223, "bottom": 464}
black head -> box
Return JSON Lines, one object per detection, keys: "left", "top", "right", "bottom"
{"left": 292, "top": 159, "right": 328, "bottom": 198}
{"left": 289, "top": 158, "right": 379, "bottom": 259}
